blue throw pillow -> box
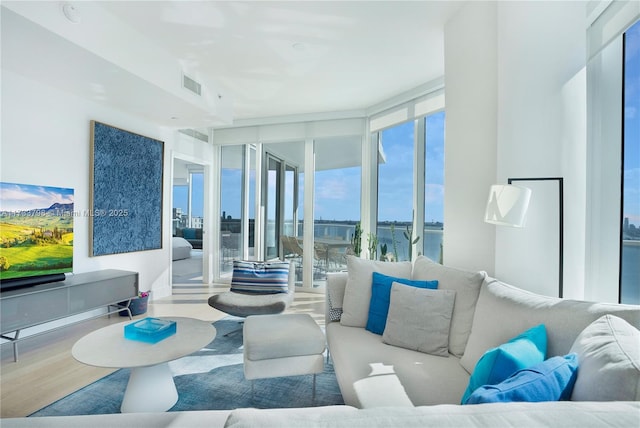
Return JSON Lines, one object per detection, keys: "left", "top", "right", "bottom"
{"left": 230, "top": 261, "right": 290, "bottom": 294}
{"left": 465, "top": 353, "right": 578, "bottom": 404}
{"left": 365, "top": 272, "right": 438, "bottom": 335}
{"left": 461, "top": 324, "right": 547, "bottom": 403}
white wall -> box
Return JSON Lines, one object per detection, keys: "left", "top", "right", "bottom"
{"left": 443, "top": 1, "right": 498, "bottom": 273}
{"left": 495, "top": 1, "right": 587, "bottom": 297}
{"left": 1, "top": 70, "right": 213, "bottom": 304}
{"left": 444, "top": 1, "right": 590, "bottom": 297}
{"left": 585, "top": 37, "right": 624, "bottom": 303}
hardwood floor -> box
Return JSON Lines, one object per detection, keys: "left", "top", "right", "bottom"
{"left": 0, "top": 281, "right": 326, "bottom": 418}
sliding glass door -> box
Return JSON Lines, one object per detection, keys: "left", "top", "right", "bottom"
{"left": 264, "top": 147, "right": 302, "bottom": 261}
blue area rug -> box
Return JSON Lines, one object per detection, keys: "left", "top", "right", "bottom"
{"left": 30, "top": 318, "right": 343, "bottom": 417}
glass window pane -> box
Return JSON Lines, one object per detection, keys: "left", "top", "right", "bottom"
{"left": 378, "top": 121, "right": 414, "bottom": 262}
{"left": 220, "top": 146, "right": 243, "bottom": 274}
{"left": 621, "top": 20, "right": 640, "bottom": 304}
{"left": 424, "top": 111, "right": 445, "bottom": 263}
{"left": 265, "top": 156, "right": 281, "bottom": 260}
{"left": 284, "top": 165, "right": 296, "bottom": 237}
{"left": 247, "top": 146, "right": 256, "bottom": 260}
{"left": 315, "top": 137, "right": 361, "bottom": 282}
{"left": 262, "top": 142, "right": 304, "bottom": 276}
{"left": 190, "top": 172, "right": 204, "bottom": 230}
{"left": 172, "top": 185, "right": 188, "bottom": 235}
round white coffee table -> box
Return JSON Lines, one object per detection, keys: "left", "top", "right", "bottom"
{"left": 72, "top": 317, "right": 216, "bottom": 413}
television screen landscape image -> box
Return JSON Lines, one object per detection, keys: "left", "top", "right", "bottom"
{"left": 0, "top": 182, "right": 74, "bottom": 283}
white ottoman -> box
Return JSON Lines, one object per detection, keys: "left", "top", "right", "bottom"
{"left": 243, "top": 314, "right": 326, "bottom": 395}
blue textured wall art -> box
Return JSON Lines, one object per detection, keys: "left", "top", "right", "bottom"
{"left": 90, "top": 121, "right": 164, "bottom": 256}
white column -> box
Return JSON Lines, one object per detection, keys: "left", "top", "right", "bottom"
{"left": 414, "top": 118, "right": 425, "bottom": 261}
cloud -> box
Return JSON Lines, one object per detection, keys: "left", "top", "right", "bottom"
{"left": 1, "top": 183, "right": 73, "bottom": 211}
{"left": 425, "top": 183, "right": 444, "bottom": 203}
{"left": 316, "top": 177, "right": 350, "bottom": 200}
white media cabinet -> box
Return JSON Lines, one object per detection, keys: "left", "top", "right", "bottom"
{"left": 0, "top": 269, "right": 139, "bottom": 362}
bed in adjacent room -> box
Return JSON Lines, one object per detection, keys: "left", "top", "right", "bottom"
{"left": 172, "top": 237, "right": 193, "bottom": 261}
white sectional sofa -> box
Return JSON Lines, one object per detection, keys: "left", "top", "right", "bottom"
{"left": 4, "top": 256, "right": 640, "bottom": 427}
{"left": 325, "top": 256, "right": 640, "bottom": 408}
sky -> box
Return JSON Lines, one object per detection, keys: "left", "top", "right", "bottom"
{"left": 624, "top": 20, "right": 640, "bottom": 226}
{"left": 378, "top": 112, "right": 445, "bottom": 223}
{"left": 0, "top": 182, "right": 74, "bottom": 212}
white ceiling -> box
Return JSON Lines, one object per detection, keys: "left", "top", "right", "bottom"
{"left": 2, "top": 1, "right": 463, "bottom": 127}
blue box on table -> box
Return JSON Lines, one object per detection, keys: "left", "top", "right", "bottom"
{"left": 124, "top": 317, "right": 176, "bottom": 343}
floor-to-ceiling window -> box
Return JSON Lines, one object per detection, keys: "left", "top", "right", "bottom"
{"left": 424, "top": 111, "right": 445, "bottom": 263}
{"left": 220, "top": 146, "right": 243, "bottom": 274}
{"left": 314, "top": 136, "right": 362, "bottom": 280}
{"left": 621, "top": 20, "right": 640, "bottom": 304}
{"left": 377, "top": 122, "right": 415, "bottom": 262}
{"left": 376, "top": 110, "right": 445, "bottom": 263}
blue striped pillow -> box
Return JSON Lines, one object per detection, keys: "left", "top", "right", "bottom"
{"left": 230, "top": 261, "right": 290, "bottom": 294}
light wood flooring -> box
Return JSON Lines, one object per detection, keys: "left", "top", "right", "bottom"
{"left": 0, "top": 281, "right": 326, "bottom": 418}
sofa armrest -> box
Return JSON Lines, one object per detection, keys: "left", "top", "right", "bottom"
{"left": 326, "top": 272, "right": 348, "bottom": 324}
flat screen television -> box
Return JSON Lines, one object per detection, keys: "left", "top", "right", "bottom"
{"left": 0, "top": 182, "right": 74, "bottom": 291}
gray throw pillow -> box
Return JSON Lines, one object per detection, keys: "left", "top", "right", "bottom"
{"left": 412, "top": 256, "right": 485, "bottom": 357}
{"left": 569, "top": 314, "right": 640, "bottom": 401}
{"left": 382, "top": 282, "right": 456, "bottom": 357}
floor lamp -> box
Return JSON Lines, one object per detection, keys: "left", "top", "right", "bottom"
{"left": 485, "top": 178, "right": 564, "bottom": 297}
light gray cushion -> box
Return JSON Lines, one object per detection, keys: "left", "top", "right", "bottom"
{"left": 569, "top": 314, "right": 640, "bottom": 401}
{"left": 222, "top": 402, "right": 640, "bottom": 428}
{"left": 224, "top": 406, "right": 358, "bottom": 428}
{"left": 244, "top": 314, "right": 326, "bottom": 361}
{"left": 460, "top": 277, "right": 640, "bottom": 375}
{"left": 383, "top": 283, "right": 455, "bottom": 357}
{"left": 326, "top": 322, "right": 471, "bottom": 407}
{"left": 340, "top": 256, "right": 412, "bottom": 328}
{"left": 412, "top": 256, "right": 485, "bottom": 357}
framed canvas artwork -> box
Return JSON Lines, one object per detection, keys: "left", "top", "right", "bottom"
{"left": 90, "top": 121, "right": 164, "bottom": 256}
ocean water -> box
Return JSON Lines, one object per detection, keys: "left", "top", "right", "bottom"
{"left": 621, "top": 242, "right": 640, "bottom": 304}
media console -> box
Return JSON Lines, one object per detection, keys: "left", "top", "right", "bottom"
{"left": 0, "top": 269, "right": 139, "bottom": 362}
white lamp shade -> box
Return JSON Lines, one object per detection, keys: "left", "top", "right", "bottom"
{"left": 484, "top": 184, "right": 532, "bottom": 227}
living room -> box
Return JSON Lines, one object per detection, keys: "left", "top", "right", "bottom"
{"left": 1, "top": 0, "right": 639, "bottom": 425}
